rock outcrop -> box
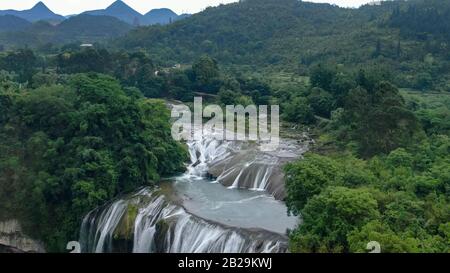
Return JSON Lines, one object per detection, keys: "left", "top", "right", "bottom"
{"left": 188, "top": 135, "right": 309, "bottom": 200}
{"left": 0, "top": 219, "right": 46, "bottom": 253}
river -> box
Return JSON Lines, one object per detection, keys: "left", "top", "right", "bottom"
{"left": 79, "top": 130, "right": 309, "bottom": 253}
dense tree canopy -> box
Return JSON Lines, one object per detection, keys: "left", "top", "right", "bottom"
{"left": 0, "top": 73, "right": 187, "bottom": 251}
{"left": 286, "top": 136, "right": 449, "bottom": 253}
{"left": 0, "top": 0, "right": 449, "bottom": 254}
{"left": 114, "top": 0, "right": 450, "bottom": 92}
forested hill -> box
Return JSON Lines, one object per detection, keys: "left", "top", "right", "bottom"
{"left": 0, "top": 15, "right": 31, "bottom": 33}
{"left": 0, "top": 14, "right": 132, "bottom": 47}
{"left": 117, "top": 0, "right": 450, "bottom": 91}
{"left": 119, "top": 0, "right": 362, "bottom": 65}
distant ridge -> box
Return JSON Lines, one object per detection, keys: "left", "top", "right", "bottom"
{"left": 83, "top": 0, "right": 186, "bottom": 26}
{"left": 56, "top": 14, "right": 133, "bottom": 41}
{"left": 0, "top": 15, "right": 32, "bottom": 32}
{"left": 83, "top": 0, "right": 142, "bottom": 25}
{"left": 142, "top": 8, "right": 179, "bottom": 25}
{"left": 0, "top": 1, "right": 65, "bottom": 22}
{"left": 0, "top": 14, "right": 132, "bottom": 47}
{"left": 0, "top": 0, "right": 191, "bottom": 48}
{"left": 0, "top": 0, "right": 190, "bottom": 26}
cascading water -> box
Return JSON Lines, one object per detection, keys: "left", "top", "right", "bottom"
{"left": 80, "top": 130, "right": 307, "bottom": 253}
{"left": 199, "top": 131, "right": 310, "bottom": 199}
{"left": 80, "top": 189, "right": 288, "bottom": 253}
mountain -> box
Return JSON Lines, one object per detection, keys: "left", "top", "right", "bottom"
{"left": 142, "top": 8, "right": 179, "bottom": 25}
{"left": 117, "top": 0, "right": 450, "bottom": 88}
{"left": 389, "top": 0, "right": 450, "bottom": 40}
{"left": 112, "top": 0, "right": 427, "bottom": 67}
{"left": 177, "top": 14, "right": 192, "bottom": 20}
{"left": 0, "top": 15, "right": 32, "bottom": 32}
{"left": 83, "top": 0, "right": 143, "bottom": 25}
{"left": 0, "top": 14, "right": 132, "bottom": 47}
{"left": 119, "top": 0, "right": 365, "bottom": 65}
{"left": 56, "top": 14, "right": 133, "bottom": 42}
{"left": 83, "top": 0, "right": 182, "bottom": 26}
{"left": 0, "top": 1, "right": 65, "bottom": 22}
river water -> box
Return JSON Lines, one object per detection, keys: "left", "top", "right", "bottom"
{"left": 171, "top": 172, "right": 298, "bottom": 235}
{"left": 80, "top": 131, "right": 308, "bottom": 253}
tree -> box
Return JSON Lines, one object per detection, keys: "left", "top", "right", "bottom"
{"left": 290, "top": 187, "right": 380, "bottom": 253}
{"left": 218, "top": 89, "right": 239, "bottom": 105}
{"left": 0, "top": 91, "right": 12, "bottom": 125}
{"left": 57, "top": 48, "right": 112, "bottom": 74}
{"left": 396, "top": 40, "right": 402, "bottom": 58}
{"left": 386, "top": 148, "right": 413, "bottom": 169}
{"left": 0, "top": 49, "right": 36, "bottom": 83}
{"left": 414, "top": 72, "right": 433, "bottom": 91}
{"left": 307, "top": 87, "right": 334, "bottom": 118}
{"left": 282, "top": 97, "right": 315, "bottom": 124}
{"left": 373, "top": 39, "right": 382, "bottom": 57}
{"left": 348, "top": 220, "right": 420, "bottom": 253}
{"left": 329, "top": 72, "right": 356, "bottom": 107}
{"left": 310, "top": 65, "right": 335, "bottom": 91}
{"left": 167, "top": 71, "right": 193, "bottom": 101}
{"left": 344, "top": 82, "right": 422, "bottom": 157}
{"left": 0, "top": 73, "right": 187, "bottom": 251}
{"left": 284, "top": 154, "right": 342, "bottom": 214}
{"left": 192, "top": 55, "right": 221, "bottom": 93}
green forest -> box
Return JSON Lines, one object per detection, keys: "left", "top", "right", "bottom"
{"left": 0, "top": 0, "right": 448, "bottom": 253}
{"left": 283, "top": 67, "right": 449, "bottom": 252}
{"left": 0, "top": 71, "right": 187, "bottom": 250}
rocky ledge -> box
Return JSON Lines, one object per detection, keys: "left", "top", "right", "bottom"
{"left": 0, "top": 219, "right": 46, "bottom": 253}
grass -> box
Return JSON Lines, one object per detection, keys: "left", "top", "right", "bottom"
{"left": 400, "top": 89, "right": 450, "bottom": 110}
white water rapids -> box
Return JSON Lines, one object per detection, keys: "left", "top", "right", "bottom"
{"left": 79, "top": 131, "right": 308, "bottom": 253}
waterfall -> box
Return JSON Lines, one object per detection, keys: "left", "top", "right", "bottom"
{"left": 80, "top": 188, "right": 288, "bottom": 253}
{"left": 132, "top": 195, "right": 181, "bottom": 253}
{"left": 187, "top": 130, "right": 309, "bottom": 199}
{"left": 164, "top": 214, "right": 284, "bottom": 253}
{"left": 186, "top": 135, "right": 231, "bottom": 177}
{"left": 80, "top": 129, "right": 305, "bottom": 253}
{"left": 80, "top": 200, "right": 128, "bottom": 253}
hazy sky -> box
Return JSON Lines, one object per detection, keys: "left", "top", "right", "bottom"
{"left": 0, "top": 1, "right": 378, "bottom": 15}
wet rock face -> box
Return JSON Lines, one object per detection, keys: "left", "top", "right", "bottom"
{"left": 188, "top": 136, "right": 309, "bottom": 200}
{"left": 208, "top": 151, "right": 288, "bottom": 200}
{"left": 0, "top": 219, "right": 46, "bottom": 253}
{"left": 0, "top": 244, "right": 25, "bottom": 253}
{"left": 153, "top": 213, "right": 287, "bottom": 253}
{"left": 80, "top": 188, "right": 288, "bottom": 253}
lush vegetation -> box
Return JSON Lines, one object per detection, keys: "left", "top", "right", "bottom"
{"left": 0, "top": 72, "right": 187, "bottom": 251}
{"left": 0, "top": 0, "right": 449, "bottom": 254}
{"left": 3, "top": 0, "right": 450, "bottom": 92}
{"left": 0, "top": 45, "right": 448, "bottom": 255}
{"left": 283, "top": 67, "right": 449, "bottom": 253}
{"left": 118, "top": 0, "right": 450, "bottom": 92}
{"left": 285, "top": 141, "right": 449, "bottom": 252}
{"left": 0, "top": 14, "right": 132, "bottom": 49}
{"left": 0, "top": 47, "right": 271, "bottom": 106}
